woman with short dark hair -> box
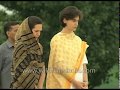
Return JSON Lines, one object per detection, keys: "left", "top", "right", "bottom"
{"left": 46, "top": 6, "right": 89, "bottom": 89}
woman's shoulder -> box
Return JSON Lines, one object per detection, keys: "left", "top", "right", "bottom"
{"left": 51, "top": 33, "right": 61, "bottom": 42}
{"left": 75, "top": 35, "right": 82, "bottom": 42}
{"left": 38, "top": 43, "right": 43, "bottom": 48}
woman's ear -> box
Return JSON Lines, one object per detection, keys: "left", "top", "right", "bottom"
{"left": 63, "top": 18, "right": 67, "bottom": 24}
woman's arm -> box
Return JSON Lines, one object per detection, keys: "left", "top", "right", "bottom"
{"left": 38, "top": 65, "right": 46, "bottom": 89}
{"left": 83, "top": 64, "right": 88, "bottom": 89}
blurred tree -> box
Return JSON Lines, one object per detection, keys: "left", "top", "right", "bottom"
{"left": 0, "top": 1, "right": 119, "bottom": 88}
{"left": 0, "top": 7, "right": 22, "bottom": 44}
{"left": 0, "top": 10, "right": 7, "bottom": 44}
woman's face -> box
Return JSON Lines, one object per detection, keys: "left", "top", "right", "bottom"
{"left": 32, "top": 24, "right": 42, "bottom": 39}
{"left": 64, "top": 16, "right": 79, "bottom": 31}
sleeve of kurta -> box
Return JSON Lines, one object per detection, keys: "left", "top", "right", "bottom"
{"left": 83, "top": 54, "right": 88, "bottom": 64}
{"left": 49, "top": 38, "right": 76, "bottom": 82}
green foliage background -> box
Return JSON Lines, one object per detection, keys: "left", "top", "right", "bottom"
{"left": 0, "top": 1, "right": 119, "bottom": 89}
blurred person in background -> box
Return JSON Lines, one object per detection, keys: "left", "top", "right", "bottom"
{"left": 0, "top": 21, "right": 19, "bottom": 89}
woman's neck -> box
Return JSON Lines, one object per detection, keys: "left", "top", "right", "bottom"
{"left": 61, "top": 27, "right": 73, "bottom": 34}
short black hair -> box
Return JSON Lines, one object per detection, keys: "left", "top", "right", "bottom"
{"left": 28, "top": 16, "right": 42, "bottom": 31}
{"left": 59, "top": 6, "right": 83, "bottom": 27}
{"left": 4, "top": 21, "right": 19, "bottom": 38}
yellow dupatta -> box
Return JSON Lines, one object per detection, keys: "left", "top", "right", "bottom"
{"left": 65, "top": 41, "right": 88, "bottom": 88}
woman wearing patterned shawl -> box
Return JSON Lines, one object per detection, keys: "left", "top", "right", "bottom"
{"left": 46, "top": 6, "right": 89, "bottom": 89}
{"left": 10, "top": 16, "right": 45, "bottom": 89}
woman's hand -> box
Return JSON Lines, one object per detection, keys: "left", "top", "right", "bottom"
{"left": 82, "top": 81, "right": 88, "bottom": 89}
{"left": 72, "top": 79, "right": 89, "bottom": 89}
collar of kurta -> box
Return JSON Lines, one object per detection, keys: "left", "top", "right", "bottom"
{"left": 6, "top": 39, "right": 14, "bottom": 48}
{"left": 59, "top": 31, "right": 75, "bottom": 39}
